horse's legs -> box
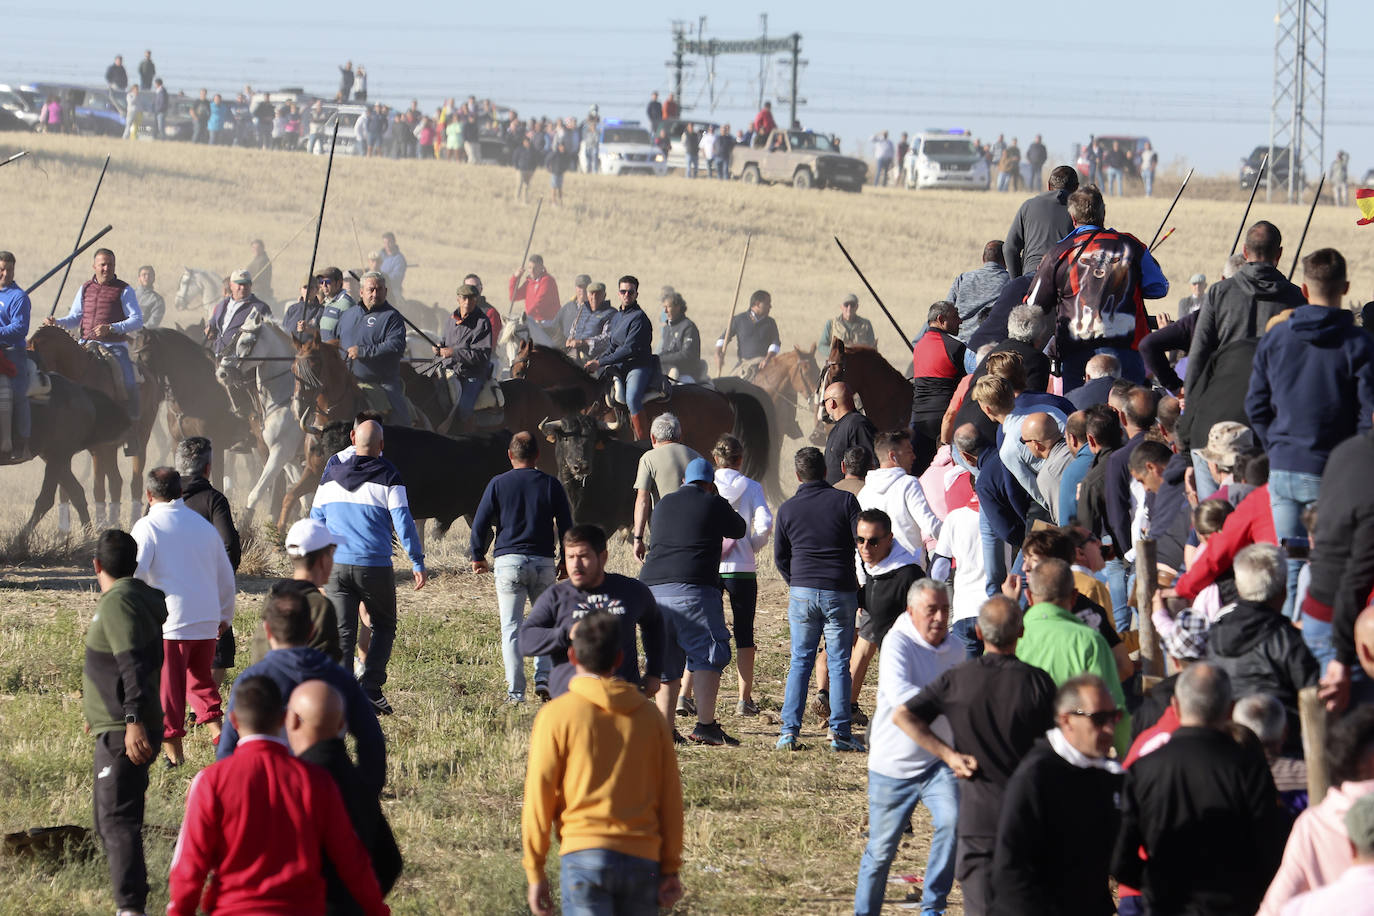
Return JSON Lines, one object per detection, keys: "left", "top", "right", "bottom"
{"left": 25, "top": 457, "right": 88, "bottom": 534}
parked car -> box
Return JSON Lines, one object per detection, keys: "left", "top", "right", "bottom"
{"left": 1239, "top": 145, "right": 1300, "bottom": 189}
{"left": 0, "top": 84, "right": 41, "bottom": 130}
{"left": 732, "top": 129, "right": 867, "bottom": 191}
{"left": 659, "top": 117, "right": 720, "bottom": 172}
{"left": 903, "top": 129, "right": 990, "bottom": 190}
{"left": 596, "top": 120, "right": 667, "bottom": 176}
{"left": 21, "top": 83, "right": 124, "bottom": 136}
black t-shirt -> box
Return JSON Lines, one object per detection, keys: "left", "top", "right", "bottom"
{"left": 824, "top": 411, "right": 877, "bottom": 484}
{"left": 906, "top": 654, "right": 1057, "bottom": 837}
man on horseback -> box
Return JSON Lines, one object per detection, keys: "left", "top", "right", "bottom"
{"left": 508, "top": 254, "right": 562, "bottom": 348}
{"left": 659, "top": 292, "right": 707, "bottom": 383}
{"left": 135, "top": 266, "right": 165, "bottom": 329}
{"left": 0, "top": 252, "right": 32, "bottom": 461}
{"left": 247, "top": 238, "right": 274, "bottom": 303}
{"left": 206, "top": 269, "right": 273, "bottom": 423}
{"left": 434, "top": 283, "right": 493, "bottom": 431}
{"left": 379, "top": 232, "right": 407, "bottom": 298}
{"left": 716, "top": 290, "right": 781, "bottom": 380}
{"left": 818, "top": 294, "right": 876, "bottom": 351}
{"left": 47, "top": 248, "right": 143, "bottom": 453}
{"left": 289, "top": 268, "right": 344, "bottom": 344}
{"left": 317, "top": 267, "right": 358, "bottom": 343}
{"left": 338, "top": 271, "right": 411, "bottom": 425}
{"left": 584, "top": 275, "right": 654, "bottom": 442}
{"left": 565, "top": 281, "right": 613, "bottom": 365}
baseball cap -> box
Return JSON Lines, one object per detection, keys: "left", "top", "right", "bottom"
{"left": 284, "top": 518, "right": 344, "bottom": 558}
{"left": 1160, "top": 608, "right": 1210, "bottom": 661}
{"left": 842, "top": 293, "right": 859, "bottom": 306}
{"left": 588, "top": 281, "right": 606, "bottom": 294}
{"left": 683, "top": 457, "right": 714, "bottom": 485}
{"left": 456, "top": 283, "right": 479, "bottom": 297}
{"left": 1196, "top": 421, "right": 1255, "bottom": 469}
{"left": 230, "top": 269, "right": 252, "bottom": 284}
{"left": 1189, "top": 273, "right": 1206, "bottom": 285}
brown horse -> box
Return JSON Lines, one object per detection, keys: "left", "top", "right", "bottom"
{"left": 29, "top": 326, "right": 163, "bottom": 527}
{"left": 509, "top": 340, "right": 738, "bottom": 458}
{"left": 814, "top": 339, "right": 913, "bottom": 444}
{"left": 131, "top": 327, "right": 251, "bottom": 493}
{"left": 749, "top": 345, "right": 820, "bottom": 440}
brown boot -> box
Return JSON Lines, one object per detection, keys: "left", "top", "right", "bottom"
{"left": 630, "top": 412, "right": 650, "bottom": 442}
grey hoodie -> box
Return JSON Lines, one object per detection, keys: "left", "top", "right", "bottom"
{"left": 1184, "top": 260, "right": 1306, "bottom": 397}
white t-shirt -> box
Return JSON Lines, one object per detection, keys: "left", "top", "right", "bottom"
{"left": 868, "top": 611, "right": 963, "bottom": 780}
{"left": 936, "top": 505, "right": 985, "bottom": 622}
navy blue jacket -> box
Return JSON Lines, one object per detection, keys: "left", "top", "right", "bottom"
{"left": 774, "top": 480, "right": 861, "bottom": 591}
{"left": 1067, "top": 374, "right": 1115, "bottom": 411}
{"left": 1246, "top": 305, "right": 1374, "bottom": 475}
{"left": 470, "top": 467, "right": 573, "bottom": 561}
{"left": 1105, "top": 431, "right": 1146, "bottom": 554}
{"left": 976, "top": 446, "right": 1029, "bottom": 546}
{"left": 337, "top": 300, "right": 407, "bottom": 382}
{"left": 218, "top": 647, "right": 386, "bottom": 796}
{"left": 598, "top": 303, "right": 653, "bottom": 373}
{"left": 640, "top": 484, "right": 747, "bottom": 587}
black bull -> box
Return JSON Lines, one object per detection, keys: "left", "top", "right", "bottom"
{"left": 539, "top": 414, "right": 648, "bottom": 535}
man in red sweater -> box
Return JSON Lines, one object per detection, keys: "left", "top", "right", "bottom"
{"left": 509, "top": 254, "right": 562, "bottom": 345}
{"left": 167, "top": 675, "right": 390, "bottom": 916}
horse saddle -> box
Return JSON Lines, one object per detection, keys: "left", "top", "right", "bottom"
{"left": 605, "top": 356, "right": 670, "bottom": 409}
{"left": 83, "top": 343, "right": 139, "bottom": 403}
{"left": 474, "top": 377, "right": 505, "bottom": 412}
{"left": 26, "top": 370, "right": 52, "bottom": 403}
{"left": 356, "top": 382, "right": 395, "bottom": 417}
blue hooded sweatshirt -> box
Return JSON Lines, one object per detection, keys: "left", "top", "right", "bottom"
{"left": 311, "top": 452, "right": 424, "bottom": 570}
{"left": 1247, "top": 304, "right": 1374, "bottom": 475}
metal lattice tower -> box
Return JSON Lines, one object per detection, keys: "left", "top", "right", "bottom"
{"left": 1268, "top": 0, "right": 1326, "bottom": 204}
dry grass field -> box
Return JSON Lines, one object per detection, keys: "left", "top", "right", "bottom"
{"left": 1, "top": 133, "right": 1372, "bottom": 915}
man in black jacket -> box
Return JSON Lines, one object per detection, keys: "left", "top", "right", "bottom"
{"left": 1113, "top": 663, "right": 1287, "bottom": 916}
{"left": 286, "top": 680, "right": 402, "bottom": 915}
{"left": 823, "top": 381, "right": 877, "bottom": 485}
{"left": 658, "top": 292, "right": 706, "bottom": 382}
{"left": 434, "top": 283, "right": 493, "bottom": 433}
{"left": 990, "top": 673, "right": 1122, "bottom": 916}
{"left": 1076, "top": 404, "right": 1124, "bottom": 546}
{"left": 639, "top": 458, "right": 745, "bottom": 745}
{"left": 175, "top": 436, "right": 241, "bottom": 685}
{"left": 1003, "top": 165, "right": 1078, "bottom": 278}
{"left": 1208, "top": 543, "right": 1318, "bottom": 751}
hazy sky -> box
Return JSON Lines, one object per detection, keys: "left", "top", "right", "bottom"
{"left": 10, "top": 1, "right": 1371, "bottom": 174}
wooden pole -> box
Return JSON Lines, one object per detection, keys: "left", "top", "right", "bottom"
{"left": 716, "top": 233, "right": 752, "bottom": 373}
{"left": 1134, "top": 537, "right": 1163, "bottom": 683}
{"left": 1299, "top": 686, "right": 1330, "bottom": 802}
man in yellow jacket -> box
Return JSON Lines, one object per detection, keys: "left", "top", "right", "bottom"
{"left": 522, "top": 611, "right": 685, "bottom": 915}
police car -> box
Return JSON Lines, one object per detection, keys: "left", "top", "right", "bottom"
{"left": 597, "top": 119, "right": 667, "bottom": 177}
{"left": 903, "top": 129, "right": 990, "bottom": 190}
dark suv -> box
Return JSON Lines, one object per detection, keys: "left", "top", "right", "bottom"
{"left": 1239, "top": 145, "right": 1299, "bottom": 189}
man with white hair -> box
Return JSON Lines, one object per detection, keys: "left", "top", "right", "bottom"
{"left": 631, "top": 413, "right": 703, "bottom": 563}
{"left": 337, "top": 271, "right": 410, "bottom": 425}
{"left": 1206, "top": 543, "right": 1318, "bottom": 752}
{"left": 1068, "top": 352, "right": 1120, "bottom": 411}
{"left": 1113, "top": 663, "right": 1288, "bottom": 916}
{"left": 853, "top": 579, "right": 963, "bottom": 915}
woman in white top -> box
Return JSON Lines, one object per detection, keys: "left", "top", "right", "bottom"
{"left": 713, "top": 434, "right": 774, "bottom": 715}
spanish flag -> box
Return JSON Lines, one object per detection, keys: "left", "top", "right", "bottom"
{"left": 1359, "top": 188, "right": 1374, "bottom": 225}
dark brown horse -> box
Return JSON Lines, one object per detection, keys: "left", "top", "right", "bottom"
{"left": 815, "top": 339, "right": 913, "bottom": 444}
{"left": 30, "top": 326, "right": 163, "bottom": 527}
{"left": 509, "top": 340, "right": 738, "bottom": 458}
{"left": 131, "top": 327, "right": 250, "bottom": 493}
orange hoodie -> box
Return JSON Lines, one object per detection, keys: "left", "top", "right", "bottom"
{"left": 521, "top": 675, "right": 684, "bottom": 884}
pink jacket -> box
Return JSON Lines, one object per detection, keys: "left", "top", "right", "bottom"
{"left": 1259, "top": 778, "right": 1374, "bottom": 915}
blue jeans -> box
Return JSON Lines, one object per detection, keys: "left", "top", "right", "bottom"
{"left": 1142, "top": 170, "right": 1154, "bottom": 196}
{"left": 950, "top": 617, "right": 983, "bottom": 660}
{"left": 713, "top": 156, "right": 729, "bottom": 179}
{"left": 96, "top": 344, "right": 139, "bottom": 420}
{"left": 1104, "top": 556, "right": 1131, "bottom": 635}
{"left": 686, "top": 153, "right": 699, "bottom": 178}
{"left": 781, "top": 587, "right": 858, "bottom": 739}
{"left": 1301, "top": 612, "right": 1336, "bottom": 671}
{"left": 1107, "top": 167, "right": 1123, "bottom": 196}
{"left": 559, "top": 849, "right": 659, "bottom": 916}
{"left": 455, "top": 373, "right": 484, "bottom": 421}
{"left": 622, "top": 367, "right": 650, "bottom": 414}
{"left": 979, "top": 514, "right": 1007, "bottom": 598}
{"left": 2, "top": 347, "right": 30, "bottom": 440}
{"left": 378, "top": 378, "right": 410, "bottom": 426}
{"left": 855, "top": 766, "right": 959, "bottom": 916}
{"left": 997, "top": 171, "right": 1012, "bottom": 192}
{"left": 875, "top": 158, "right": 891, "bottom": 187}
{"left": 495, "top": 554, "right": 555, "bottom": 698}
{"left": 1191, "top": 450, "right": 1220, "bottom": 502}
{"left": 1270, "top": 469, "right": 1322, "bottom": 619}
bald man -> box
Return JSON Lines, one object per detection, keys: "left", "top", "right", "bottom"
{"left": 311, "top": 418, "right": 426, "bottom": 716}
{"left": 1021, "top": 412, "right": 1074, "bottom": 524}
{"left": 287, "top": 681, "right": 403, "bottom": 909}
{"left": 823, "top": 382, "right": 877, "bottom": 485}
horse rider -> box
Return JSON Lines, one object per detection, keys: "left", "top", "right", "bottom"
{"left": 583, "top": 275, "right": 654, "bottom": 441}
{"left": 565, "top": 281, "right": 613, "bottom": 365}
{"left": 508, "top": 254, "right": 562, "bottom": 347}
{"left": 0, "top": 251, "right": 33, "bottom": 461}
{"left": 715, "top": 289, "right": 781, "bottom": 379}
{"left": 818, "top": 293, "right": 876, "bottom": 351}
{"left": 338, "top": 271, "right": 410, "bottom": 425}
{"left": 434, "top": 283, "right": 493, "bottom": 432}
{"left": 379, "top": 231, "right": 407, "bottom": 299}
{"left": 552, "top": 273, "right": 591, "bottom": 350}
{"left": 247, "top": 238, "right": 274, "bottom": 302}
{"left": 281, "top": 275, "right": 324, "bottom": 345}
{"left": 659, "top": 292, "right": 707, "bottom": 383}
{"left": 47, "top": 248, "right": 144, "bottom": 453}
{"left": 135, "top": 265, "right": 166, "bottom": 329}
{"left": 294, "top": 267, "right": 348, "bottom": 344}
{"left": 207, "top": 269, "right": 273, "bottom": 359}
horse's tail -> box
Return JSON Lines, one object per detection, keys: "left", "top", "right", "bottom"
{"left": 719, "top": 381, "right": 778, "bottom": 502}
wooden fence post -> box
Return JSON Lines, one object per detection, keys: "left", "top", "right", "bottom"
{"left": 1299, "top": 686, "right": 1331, "bottom": 802}
{"left": 1134, "top": 537, "right": 1164, "bottom": 684}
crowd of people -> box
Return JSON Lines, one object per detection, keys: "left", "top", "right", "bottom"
{"left": 6, "top": 140, "right": 1374, "bottom": 916}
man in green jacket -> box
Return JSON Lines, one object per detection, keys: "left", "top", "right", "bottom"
{"left": 83, "top": 529, "right": 167, "bottom": 916}
{"left": 1015, "top": 558, "right": 1131, "bottom": 755}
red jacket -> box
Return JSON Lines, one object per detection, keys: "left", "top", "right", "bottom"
{"left": 509, "top": 274, "right": 561, "bottom": 322}
{"left": 167, "top": 737, "right": 389, "bottom": 916}
{"left": 1174, "top": 485, "right": 1276, "bottom": 601}
{"left": 752, "top": 108, "right": 776, "bottom": 135}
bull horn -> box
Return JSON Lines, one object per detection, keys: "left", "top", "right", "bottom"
{"left": 537, "top": 416, "right": 561, "bottom": 441}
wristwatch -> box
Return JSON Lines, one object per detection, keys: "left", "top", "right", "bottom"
{"left": 124, "top": 714, "right": 139, "bottom": 724}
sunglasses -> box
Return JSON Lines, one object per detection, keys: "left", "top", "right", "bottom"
{"left": 1067, "top": 708, "right": 1123, "bottom": 727}
{"left": 854, "top": 534, "right": 890, "bottom": 546}
{"left": 618, "top": 288, "right": 634, "bottom": 295}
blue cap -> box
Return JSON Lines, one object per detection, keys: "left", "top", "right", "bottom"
{"left": 684, "top": 457, "right": 714, "bottom": 485}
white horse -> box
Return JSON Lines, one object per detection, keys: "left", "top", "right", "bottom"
{"left": 217, "top": 309, "right": 304, "bottom": 526}
{"left": 173, "top": 267, "right": 224, "bottom": 318}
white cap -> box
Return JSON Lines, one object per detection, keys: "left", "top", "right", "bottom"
{"left": 284, "top": 518, "right": 343, "bottom": 558}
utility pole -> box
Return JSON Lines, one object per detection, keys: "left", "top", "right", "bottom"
{"left": 757, "top": 13, "right": 768, "bottom": 110}
{"left": 673, "top": 18, "right": 803, "bottom": 123}
{"left": 671, "top": 21, "right": 687, "bottom": 107}
{"left": 1268, "top": 0, "right": 1326, "bottom": 204}
{"left": 788, "top": 33, "right": 801, "bottom": 128}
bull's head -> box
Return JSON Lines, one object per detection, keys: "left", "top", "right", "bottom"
{"left": 540, "top": 414, "right": 603, "bottom": 484}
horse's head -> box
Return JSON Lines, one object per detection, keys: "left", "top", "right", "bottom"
{"left": 788, "top": 344, "right": 821, "bottom": 396}
{"left": 509, "top": 337, "right": 533, "bottom": 378}
{"left": 173, "top": 267, "right": 196, "bottom": 311}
